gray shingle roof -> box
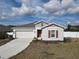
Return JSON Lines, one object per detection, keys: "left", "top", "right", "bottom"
{"left": 15, "top": 21, "right": 49, "bottom": 27}
{"left": 16, "top": 23, "right": 35, "bottom": 27}
{"left": 12, "top": 21, "right": 37, "bottom": 29}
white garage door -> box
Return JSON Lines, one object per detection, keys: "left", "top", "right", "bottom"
{"left": 16, "top": 32, "right": 34, "bottom": 38}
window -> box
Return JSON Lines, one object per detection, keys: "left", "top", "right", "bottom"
{"left": 48, "top": 30, "right": 58, "bottom": 38}
{"left": 50, "top": 30, "right": 55, "bottom": 37}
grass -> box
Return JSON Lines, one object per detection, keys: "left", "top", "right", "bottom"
{"left": 0, "top": 39, "right": 12, "bottom": 46}
{"left": 9, "top": 38, "right": 79, "bottom": 59}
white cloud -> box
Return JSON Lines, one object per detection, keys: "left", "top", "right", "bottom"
{"left": 34, "top": 6, "right": 48, "bottom": 15}
{"left": 42, "top": 0, "right": 79, "bottom": 15}
{"left": 0, "top": 16, "right": 5, "bottom": 19}
{"left": 7, "top": 0, "right": 79, "bottom": 16}
{"left": 21, "top": 0, "right": 31, "bottom": 6}
{"left": 43, "top": 0, "right": 61, "bottom": 13}
{"left": 11, "top": 3, "right": 33, "bottom": 16}
{"left": 21, "top": 0, "right": 30, "bottom": 3}
{"left": 0, "top": 11, "right": 11, "bottom": 19}
{"left": 1, "top": 0, "right": 79, "bottom": 19}
{"left": 11, "top": 1, "right": 48, "bottom": 16}
{"left": 53, "top": 10, "right": 65, "bottom": 16}
{"left": 67, "top": 7, "right": 79, "bottom": 14}
{"left": 62, "top": 0, "right": 75, "bottom": 8}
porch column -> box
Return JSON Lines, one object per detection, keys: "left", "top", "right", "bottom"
{"left": 13, "top": 30, "right": 16, "bottom": 38}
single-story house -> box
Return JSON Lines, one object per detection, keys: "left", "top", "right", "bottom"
{"left": 12, "top": 21, "right": 64, "bottom": 41}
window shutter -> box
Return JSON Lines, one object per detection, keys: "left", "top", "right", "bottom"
{"left": 48, "top": 30, "right": 50, "bottom": 38}
{"left": 56, "top": 30, "right": 58, "bottom": 38}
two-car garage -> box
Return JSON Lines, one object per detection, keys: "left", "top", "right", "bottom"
{"left": 16, "top": 32, "right": 34, "bottom": 39}
{"left": 14, "top": 27, "right": 34, "bottom": 39}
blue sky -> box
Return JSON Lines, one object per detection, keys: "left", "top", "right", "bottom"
{"left": 0, "top": 0, "right": 79, "bottom": 26}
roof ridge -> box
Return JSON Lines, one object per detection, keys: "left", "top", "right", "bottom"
{"left": 34, "top": 20, "right": 49, "bottom": 24}
{"left": 42, "top": 23, "right": 65, "bottom": 29}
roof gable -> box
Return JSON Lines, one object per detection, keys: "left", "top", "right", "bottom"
{"left": 34, "top": 21, "right": 49, "bottom": 28}
{"left": 34, "top": 21, "right": 49, "bottom": 25}
{"left": 42, "top": 24, "right": 64, "bottom": 29}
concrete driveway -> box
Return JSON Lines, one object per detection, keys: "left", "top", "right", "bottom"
{"left": 0, "top": 38, "right": 33, "bottom": 59}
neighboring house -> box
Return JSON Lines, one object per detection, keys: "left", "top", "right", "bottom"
{"left": 12, "top": 21, "right": 64, "bottom": 41}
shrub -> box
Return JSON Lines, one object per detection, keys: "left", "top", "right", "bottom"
{"left": 0, "top": 32, "right": 8, "bottom": 39}
{"left": 8, "top": 35, "right": 13, "bottom": 40}
{"left": 64, "top": 37, "right": 72, "bottom": 42}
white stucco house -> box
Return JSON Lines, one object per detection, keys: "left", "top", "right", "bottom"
{"left": 12, "top": 21, "right": 64, "bottom": 41}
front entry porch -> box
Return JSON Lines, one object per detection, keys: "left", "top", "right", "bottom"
{"left": 37, "top": 30, "right": 42, "bottom": 38}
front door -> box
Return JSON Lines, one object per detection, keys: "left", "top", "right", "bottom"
{"left": 37, "top": 30, "right": 42, "bottom": 37}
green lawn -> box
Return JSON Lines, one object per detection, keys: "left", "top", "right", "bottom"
{"left": 9, "top": 38, "right": 79, "bottom": 59}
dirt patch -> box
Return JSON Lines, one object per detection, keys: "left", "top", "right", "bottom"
{"left": 0, "top": 39, "right": 12, "bottom": 46}
{"left": 9, "top": 39, "right": 79, "bottom": 59}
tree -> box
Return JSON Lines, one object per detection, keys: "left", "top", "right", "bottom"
{"left": 68, "top": 24, "right": 71, "bottom": 31}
